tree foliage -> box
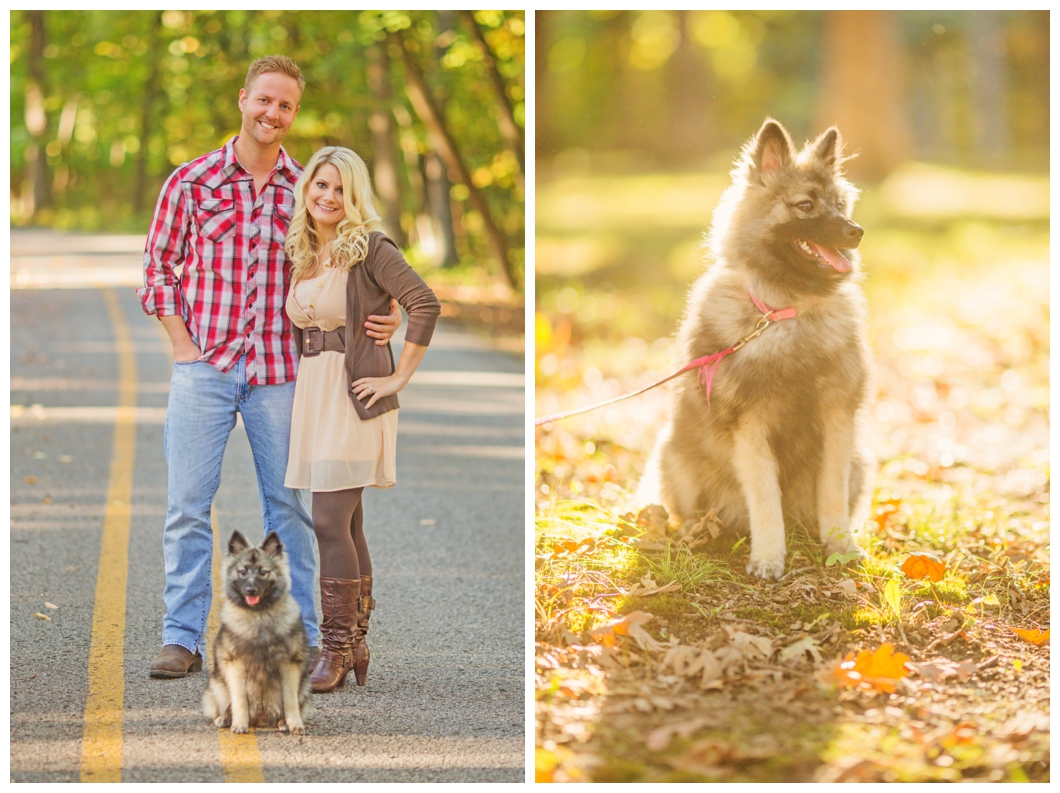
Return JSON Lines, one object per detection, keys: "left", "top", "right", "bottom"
{"left": 10, "top": 10, "right": 525, "bottom": 289}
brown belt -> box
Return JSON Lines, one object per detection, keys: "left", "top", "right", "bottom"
{"left": 302, "top": 326, "right": 345, "bottom": 357}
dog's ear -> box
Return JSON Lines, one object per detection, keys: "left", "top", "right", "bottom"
{"left": 228, "top": 531, "right": 249, "bottom": 555}
{"left": 262, "top": 531, "right": 284, "bottom": 558}
{"left": 752, "top": 118, "right": 795, "bottom": 177}
{"left": 812, "top": 127, "right": 841, "bottom": 169}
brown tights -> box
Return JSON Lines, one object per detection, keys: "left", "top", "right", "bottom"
{"left": 311, "top": 488, "right": 372, "bottom": 580}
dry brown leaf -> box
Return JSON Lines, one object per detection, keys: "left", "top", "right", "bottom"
{"left": 907, "top": 657, "right": 977, "bottom": 683}
{"left": 627, "top": 574, "right": 681, "bottom": 598}
{"left": 780, "top": 635, "right": 823, "bottom": 664}
{"left": 1010, "top": 627, "right": 1049, "bottom": 646}
{"left": 44, "top": 602, "right": 58, "bottom": 610}
{"left": 33, "top": 612, "right": 51, "bottom": 621}
{"left": 590, "top": 610, "right": 665, "bottom": 651}
{"left": 24, "top": 476, "right": 37, "bottom": 484}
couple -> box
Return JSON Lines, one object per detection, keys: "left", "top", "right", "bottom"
{"left": 137, "top": 55, "right": 440, "bottom": 693}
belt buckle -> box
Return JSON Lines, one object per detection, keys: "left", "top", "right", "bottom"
{"left": 303, "top": 326, "right": 323, "bottom": 357}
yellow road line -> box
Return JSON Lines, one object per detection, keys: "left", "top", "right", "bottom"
{"left": 80, "top": 288, "right": 137, "bottom": 782}
{"left": 210, "top": 509, "right": 265, "bottom": 783}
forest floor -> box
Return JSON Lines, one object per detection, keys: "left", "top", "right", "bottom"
{"left": 533, "top": 165, "right": 1049, "bottom": 782}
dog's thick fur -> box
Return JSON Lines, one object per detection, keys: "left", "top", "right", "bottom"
{"left": 203, "top": 531, "right": 310, "bottom": 734}
{"left": 637, "top": 118, "right": 875, "bottom": 580}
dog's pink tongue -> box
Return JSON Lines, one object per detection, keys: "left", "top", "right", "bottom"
{"left": 245, "top": 595, "right": 260, "bottom": 606}
{"left": 808, "top": 241, "right": 851, "bottom": 272}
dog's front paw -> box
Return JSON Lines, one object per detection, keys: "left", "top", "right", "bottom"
{"left": 214, "top": 715, "right": 231, "bottom": 728}
{"left": 230, "top": 722, "right": 249, "bottom": 734}
{"left": 287, "top": 722, "right": 306, "bottom": 736}
{"left": 746, "top": 555, "right": 785, "bottom": 580}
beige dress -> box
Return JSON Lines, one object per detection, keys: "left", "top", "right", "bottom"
{"left": 284, "top": 264, "right": 398, "bottom": 492}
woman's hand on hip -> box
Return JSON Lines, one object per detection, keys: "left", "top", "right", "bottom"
{"left": 364, "top": 299, "right": 401, "bottom": 347}
{"left": 352, "top": 374, "right": 406, "bottom": 409}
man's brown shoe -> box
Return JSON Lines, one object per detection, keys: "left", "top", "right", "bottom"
{"left": 149, "top": 645, "right": 203, "bottom": 678}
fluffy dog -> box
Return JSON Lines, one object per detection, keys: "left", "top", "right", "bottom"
{"left": 637, "top": 118, "right": 875, "bottom": 580}
{"left": 203, "top": 531, "right": 310, "bottom": 734}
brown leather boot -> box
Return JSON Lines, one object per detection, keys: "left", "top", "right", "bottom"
{"left": 358, "top": 575, "right": 375, "bottom": 636}
{"left": 309, "top": 577, "right": 368, "bottom": 693}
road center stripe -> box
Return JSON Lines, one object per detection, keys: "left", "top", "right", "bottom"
{"left": 209, "top": 508, "right": 266, "bottom": 782}
{"left": 80, "top": 289, "right": 137, "bottom": 782}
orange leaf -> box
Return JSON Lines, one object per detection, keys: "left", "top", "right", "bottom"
{"left": 1011, "top": 627, "right": 1050, "bottom": 646}
{"left": 829, "top": 643, "right": 911, "bottom": 693}
{"left": 900, "top": 553, "right": 946, "bottom": 582}
{"left": 590, "top": 610, "right": 653, "bottom": 648}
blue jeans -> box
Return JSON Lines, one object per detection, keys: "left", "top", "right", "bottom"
{"left": 161, "top": 355, "right": 319, "bottom": 654}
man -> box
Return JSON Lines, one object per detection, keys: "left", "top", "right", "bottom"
{"left": 138, "top": 55, "right": 400, "bottom": 677}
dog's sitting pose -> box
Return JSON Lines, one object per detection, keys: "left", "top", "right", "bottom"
{"left": 203, "top": 531, "right": 310, "bottom": 734}
{"left": 637, "top": 118, "right": 875, "bottom": 580}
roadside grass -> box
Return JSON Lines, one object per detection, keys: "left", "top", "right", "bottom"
{"left": 534, "top": 166, "right": 1049, "bottom": 783}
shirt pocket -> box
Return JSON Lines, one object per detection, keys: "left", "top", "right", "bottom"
{"left": 194, "top": 197, "right": 237, "bottom": 243}
{"left": 271, "top": 204, "right": 291, "bottom": 245}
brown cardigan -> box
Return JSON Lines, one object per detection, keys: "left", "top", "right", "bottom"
{"left": 290, "top": 231, "right": 441, "bottom": 420}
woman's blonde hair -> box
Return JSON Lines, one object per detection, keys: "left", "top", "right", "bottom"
{"left": 286, "top": 146, "right": 383, "bottom": 281}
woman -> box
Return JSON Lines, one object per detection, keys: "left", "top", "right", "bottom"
{"left": 284, "top": 146, "right": 440, "bottom": 692}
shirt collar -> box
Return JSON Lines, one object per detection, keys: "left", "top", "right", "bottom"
{"left": 219, "top": 135, "right": 299, "bottom": 191}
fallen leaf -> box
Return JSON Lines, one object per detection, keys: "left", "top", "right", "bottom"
{"left": 661, "top": 644, "right": 724, "bottom": 687}
{"left": 836, "top": 579, "right": 858, "bottom": 597}
{"left": 44, "top": 602, "right": 58, "bottom": 610}
{"left": 900, "top": 553, "right": 946, "bottom": 582}
{"left": 826, "top": 642, "right": 911, "bottom": 693}
{"left": 621, "top": 504, "right": 670, "bottom": 537}
{"left": 590, "top": 611, "right": 664, "bottom": 650}
{"left": 907, "top": 657, "right": 978, "bottom": 683}
{"left": 780, "top": 635, "right": 823, "bottom": 664}
{"left": 1010, "top": 627, "right": 1049, "bottom": 646}
{"left": 627, "top": 574, "right": 681, "bottom": 598}
{"left": 24, "top": 476, "right": 37, "bottom": 484}
{"left": 33, "top": 613, "right": 51, "bottom": 621}
{"left": 551, "top": 538, "right": 597, "bottom": 558}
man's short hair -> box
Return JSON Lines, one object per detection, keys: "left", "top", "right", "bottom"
{"left": 244, "top": 55, "right": 305, "bottom": 97}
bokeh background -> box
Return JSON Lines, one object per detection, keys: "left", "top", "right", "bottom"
{"left": 10, "top": 10, "right": 525, "bottom": 301}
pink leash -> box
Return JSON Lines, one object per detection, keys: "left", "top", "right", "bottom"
{"left": 534, "top": 289, "right": 797, "bottom": 427}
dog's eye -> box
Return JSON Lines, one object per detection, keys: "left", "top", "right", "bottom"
{"left": 259, "top": 569, "right": 270, "bottom": 577}
{"left": 237, "top": 567, "right": 247, "bottom": 576}
{"left": 797, "top": 200, "right": 813, "bottom": 212}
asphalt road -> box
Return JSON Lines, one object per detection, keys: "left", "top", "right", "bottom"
{"left": 10, "top": 230, "right": 526, "bottom": 782}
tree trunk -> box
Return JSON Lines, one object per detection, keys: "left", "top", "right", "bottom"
{"left": 392, "top": 30, "right": 516, "bottom": 289}
{"left": 424, "top": 151, "right": 458, "bottom": 267}
{"left": 815, "top": 11, "right": 914, "bottom": 181}
{"left": 25, "top": 10, "right": 51, "bottom": 218}
{"left": 459, "top": 10, "right": 524, "bottom": 179}
{"left": 366, "top": 44, "right": 407, "bottom": 246}
{"left": 134, "top": 11, "right": 165, "bottom": 215}
{"left": 966, "top": 11, "right": 1010, "bottom": 166}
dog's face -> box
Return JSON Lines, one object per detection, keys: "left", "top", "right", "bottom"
{"left": 728, "top": 119, "right": 863, "bottom": 296}
{"left": 224, "top": 531, "right": 289, "bottom": 610}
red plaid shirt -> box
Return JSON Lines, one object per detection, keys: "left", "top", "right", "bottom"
{"left": 138, "top": 137, "right": 303, "bottom": 385}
